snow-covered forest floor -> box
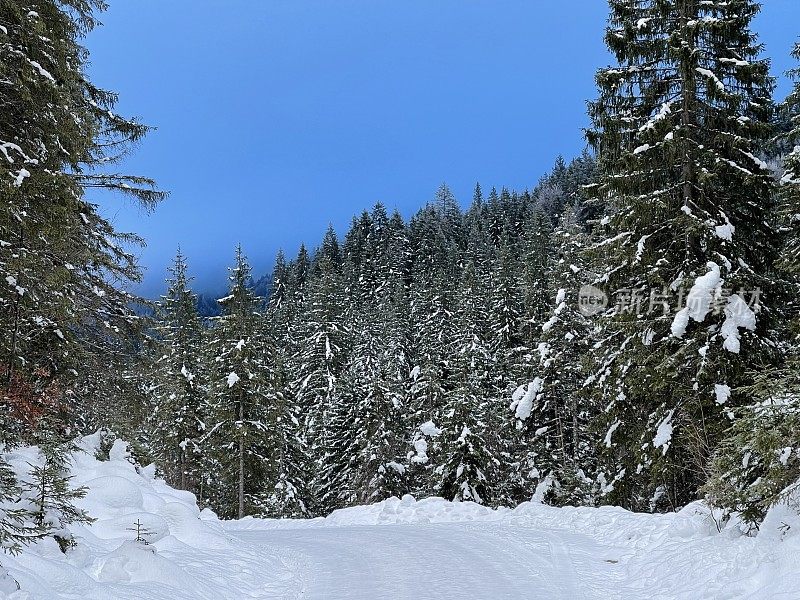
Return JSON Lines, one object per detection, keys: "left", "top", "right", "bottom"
{"left": 1, "top": 436, "right": 798, "bottom": 599}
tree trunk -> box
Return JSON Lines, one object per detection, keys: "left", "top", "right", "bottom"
{"left": 238, "top": 395, "right": 245, "bottom": 519}
{"left": 6, "top": 300, "right": 20, "bottom": 387}
{"left": 571, "top": 395, "right": 579, "bottom": 463}
{"left": 680, "top": 0, "right": 697, "bottom": 210}
{"left": 180, "top": 449, "right": 187, "bottom": 491}
{"left": 6, "top": 227, "right": 24, "bottom": 388}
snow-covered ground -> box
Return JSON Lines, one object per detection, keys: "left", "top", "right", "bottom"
{"left": 2, "top": 436, "right": 800, "bottom": 599}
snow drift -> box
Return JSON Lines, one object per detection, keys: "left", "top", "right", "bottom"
{"left": 2, "top": 434, "right": 800, "bottom": 599}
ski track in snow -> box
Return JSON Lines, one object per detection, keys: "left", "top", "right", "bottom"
{"left": 231, "top": 522, "right": 625, "bottom": 600}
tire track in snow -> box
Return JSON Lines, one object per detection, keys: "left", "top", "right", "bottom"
{"left": 233, "top": 521, "right": 627, "bottom": 599}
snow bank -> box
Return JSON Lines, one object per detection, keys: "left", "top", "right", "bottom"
{"left": 1, "top": 434, "right": 290, "bottom": 600}
{"left": 5, "top": 435, "right": 800, "bottom": 598}
{"left": 319, "top": 495, "right": 507, "bottom": 527}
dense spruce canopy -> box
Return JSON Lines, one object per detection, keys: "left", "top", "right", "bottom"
{"left": 142, "top": 157, "right": 597, "bottom": 518}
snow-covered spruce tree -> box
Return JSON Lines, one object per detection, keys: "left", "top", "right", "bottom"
{"left": 258, "top": 252, "right": 311, "bottom": 518}
{"left": 512, "top": 206, "right": 598, "bottom": 506}
{"left": 464, "top": 183, "right": 487, "bottom": 247}
{"left": 0, "top": 460, "right": 25, "bottom": 592}
{"left": 488, "top": 231, "right": 522, "bottom": 359}
{"left": 585, "top": 0, "right": 779, "bottom": 510}
{"left": 564, "top": 150, "right": 599, "bottom": 223}
{"left": 487, "top": 231, "right": 528, "bottom": 506}
{"left": 23, "top": 425, "right": 91, "bottom": 552}
{"left": 531, "top": 153, "right": 599, "bottom": 225}
{"left": 519, "top": 208, "right": 552, "bottom": 347}
{"left": 341, "top": 325, "right": 409, "bottom": 505}
{"left": 0, "top": 456, "right": 33, "bottom": 560}
{"left": 0, "top": 0, "right": 164, "bottom": 441}
{"left": 73, "top": 327, "right": 155, "bottom": 457}
{"left": 437, "top": 261, "right": 498, "bottom": 505}
{"left": 0, "top": 3, "right": 161, "bottom": 570}
{"left": 703, "top": 342, "right": 800, "bottom": 527}
{"left": 269, "top": 244, "right": 322, "bottom": 515}
{"left": 468, "top": 207, "right": 520, "bottom": 505}
{"left": 288, "top": 233, "right": 349, "bottom": 514}
{"left": 433, "top": 184, "right": 466, "bottom": 261}
{"left": 780, "top": 40, "right": 800, "bottom": 274}
{"left": 403, "top": 203, "right": 461, "bottom": 498}
{"left": 149, "top": 251, "right": 208, "bottom": 495}
{"left": 534, "top": 156, "right": 570, "bottom": 220}
{"left": 480, "top": 197, "right": 522, "bottom": 385}
{"left": 259, "top": 344, "right": 310, "bottom": 518}
{"left": 343, "top": 209, "right": 412, "bottom": 505}
{"left": 496, "top": 188, "right": 522, "bottom": 244}
{"left": 0, "top": 370, "right": 28, "bottom": 560}
{"left": 496, "top": 206, "right": 554, "bottom": 500}
{"left": 484, "top": 186, "right": 502, "bottom": 240}
{"left": 403, "top": 275, "right": 452, "bottom": 499}
{"left": 703, "top": 43, "right": 800, "bottom": 526}
{"left": 206, "top": 247, "right": 271, "bottom": 519}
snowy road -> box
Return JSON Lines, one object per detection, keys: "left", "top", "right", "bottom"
{"left": 233, "top": 522, "right": 626, "bottom": 600}
{"left": 7, "top": 441, "right": 795, "bottom": 600}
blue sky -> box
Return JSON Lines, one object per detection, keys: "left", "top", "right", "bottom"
{"left": 85, "top": 1, "right": 800, "bottom": 296}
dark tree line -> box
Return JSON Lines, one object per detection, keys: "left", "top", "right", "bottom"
{"left": 139, "top": 1, "right": 800, "bottom": 529}
{"left": 142, "top": 156, "right": 598, "bottom": 519}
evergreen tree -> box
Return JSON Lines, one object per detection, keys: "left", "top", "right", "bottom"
{"left": 344, "top": 209, "right": 412, "bottom": 504}
{"left": 465, "top": 183, "right": 485, "bottom": 240}
{"left": 289, "top": 236, "right": 348, "bottom": 514}
{"left": 585, "top": 0, "right": 778, "bottom": 509}
{"left": 519, "top": 208, "right": 552, "bottom": 346}
{"left": 206, "top": 247, "right": 270, "bottom": 519}
{"left": 260, "top": 252, "right": 311, "bottom": 517}
{"left": 0, "top": 3, "right": 163, "bottom": 575}
{"left": 342, "top": 328, "right": 409, "bottom": 504}
{"left": 76, "top": 332, "right": 152, "bottom": 448}
{"left": 405, "top": 274, "right": 453, "bottom": 498}
{"left": 512, "top": 207, "right": 597, "bottom": 506}
{"left": 780, "top": 40, "right": 800, "bottom": 273}
{"left": 703, "top": 342, "right": 800, "bottom": 527}
{"left": 489, "top": 231, "right": 522, "bottom": 356}
{"left": 487, "top": 231, "right": 527, "bottom": 505}
{"left": 703, "top": 42, "right": 800, "bottom": 525}
{"left": 437, "top": 262, "right": 498, "bottom": 504}
{"left": 535, "top": 156, "right": 569, "bottom": 219}
{"left": 150, "top": 251, "right": 208, "bottom": 495}
{"left": 0, "top": 0, "right": 164, "bottom": 443}
{"left": 0, "top": 457, "right": 30, "bottom": 557}
{"left": 259, "top": 338, "right": 310, "bottom": 518}
{"left": 23, "top": 426, "right": 91, "bottom": 552}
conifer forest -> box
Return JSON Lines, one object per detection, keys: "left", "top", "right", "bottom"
{"left": 2, "top": 1, "right": 800, "bottom": 598}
